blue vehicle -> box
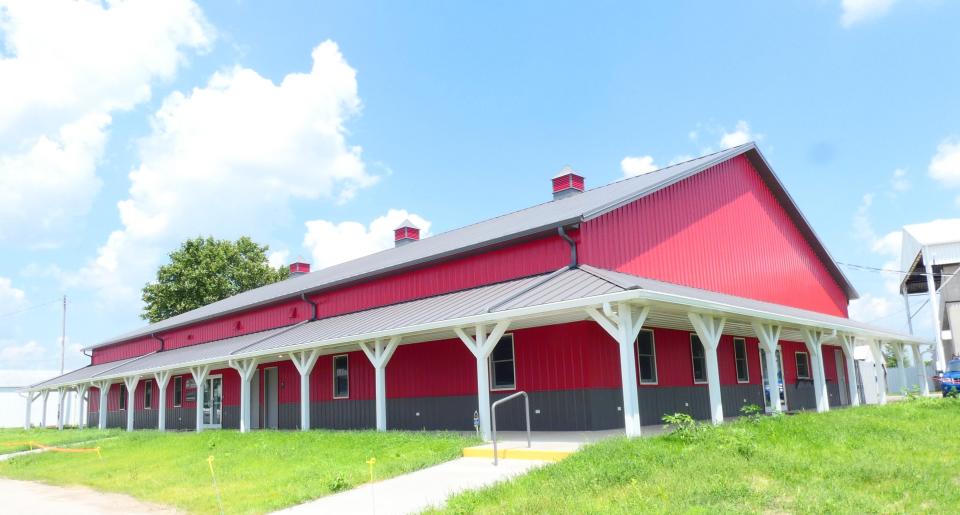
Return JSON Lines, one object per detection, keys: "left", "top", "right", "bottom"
{"left": 940, "top": 358, "right": 960, "bottom": 397}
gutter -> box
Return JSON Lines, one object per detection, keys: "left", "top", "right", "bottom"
{"left": 301, "top": 293, "right": 319, "bottom": 321}
{"left": 557, "top": 225, "right": 578, "bottom": 269}
{"left": 151, "top": 333, "right": 165, "bottom": 352}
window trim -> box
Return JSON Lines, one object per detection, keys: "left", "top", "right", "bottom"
{"left": 690, "top": 333, "right": 708, "bottom": 384}
{"left": 173, "top": 376, "right": 182, "bottom": 407}
{"left": 795, "top": 351, "right": 811, "bottom": 380}
{"left": 119, "top": 384, "right": 127, "bottom": 411}
{"left": 636, "top": 329, "right": 658, "bottom": 385}
{"left": 734, "top": 337, "right": 750, "bottom": 384}
{"left": 332, "top": 354, "right": 350, "bottom": 399}
{"left": 488, "top": 334, "right": 517, "bottom": 392}
{"left": 144, "top": 381, "right": 154, "bottom": 410}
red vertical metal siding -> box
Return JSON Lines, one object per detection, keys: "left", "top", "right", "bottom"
{"left": 92, "top": 336, "right": 159, "bottom": 365}
{"left": 579, "top": 155, "right": 849, "bottom": 317}
{"left": 779, "top": 340, "right": 806, "bottom": 384}
{"left": 310, "top": 351, "right": 375, "bottom": 401}
{"left": 88, "top": 387, "right": 100, "bottom": 412}
{"left": 387, "top": 339, "right": 477, "bottom": 398}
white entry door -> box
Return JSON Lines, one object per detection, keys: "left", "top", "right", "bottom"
{"left": 203, "top": 376, "right": 223, "bottom": 428}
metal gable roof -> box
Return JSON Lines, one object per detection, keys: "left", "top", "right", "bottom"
{"left": 36, "top": 264, "right": 913, "bottom": 390}
{"left": 86, "top": 142, "right": 856, "bottom": 351}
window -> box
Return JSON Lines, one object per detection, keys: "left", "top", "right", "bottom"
{"left": 636, "top": 330, "right": 657, "bottom": 384}
{"left": 119, "top": 385, "right": 127, "bottom": 410}
{"left": 734, "top": 338, "right": 750, "bottom": 383}
{"left": 144, "top": 381, "right": 154, "bottom": 410}
{"left": 795, "top": 352, "right": 811, "bottom": 379}
{"left": 333, "top": 355, "right": 349, "bottom": 399}
{"left": 489, "top": 335, "right": 516, "bottom": 390}
{"left": 173, "top": 376, "right": 182, "bottom": 407}
{"left": 690, "top": 334, "right": 707, "bottom": 384}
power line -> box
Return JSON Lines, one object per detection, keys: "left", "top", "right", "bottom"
{"left": 838, "top": 261, "right": 956, "bottom": 279}
{"left": 0, "top": 298, "right": 62, "bottom": 320}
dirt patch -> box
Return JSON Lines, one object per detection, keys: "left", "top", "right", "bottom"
{"left": 0, "top": 478, "right": 179, "bottom": 515}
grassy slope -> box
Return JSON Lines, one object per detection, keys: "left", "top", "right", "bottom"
{"left": 0, "top": 428, "right": 121, "bottom": 455}
{"left": 0, "top": 430, "right": 474, "bottom": 514}
{"left": 436, "top": 398, "right": 960, "bottom": 514}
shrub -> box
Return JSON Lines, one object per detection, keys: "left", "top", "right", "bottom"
{"left": 662, "top": 413, "right": 704, "bottom": 442}
{"left": 740, "top": 404, "right": 763, "bottom": 423}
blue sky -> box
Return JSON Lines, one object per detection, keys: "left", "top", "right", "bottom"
{"left": 2, "top": 0, "right": 959, "bottom": 379}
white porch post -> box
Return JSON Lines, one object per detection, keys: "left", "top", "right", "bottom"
{"left": 839, "top": 334, "right": 861, "bottom": 406}
{"left": 154, "top": 371, "right": 171, "bottom": 432}
{"left": 455, "top": 320, "right": 511, "bottom": 441}
{"left": 290, "top": 350, "right": 321, "bottom": 431}
{"left": 912, "top": 344, "right": 931, "bottom": 395}
{"left": 751, "top": 321, "right": 783, "bottom": 413}
{"left": 24, "top": 391, "right": 39, "bottom": 430}
{"left": 923, "top": 252, "right": 947, "bottom": 371}
{"left": 359, "top": 337, "right": 401, "bottom": 431}
{"left": 894, "top": 342, "right": 908, "bottom": 395}
{"left": 190, "top": 365, "right": 211, "bottom": 432}
{"left": 801, "top": 329, "right": 830, "bottom": 413}
{"left": 228, "top": 359, "right": 259, "bottom": 433}
{"left": 96, "top": 382, "right": 110, "bottom": 429}
{"left": 867, "top": 339, "right": 888, "bottom": 404}
{"left": 123, "top": 376, "right": 140, "bottom": 432}
{"left": 57, "top": 388, "right": 66, "bottom": 430}
{"left": 587, "top": 303, "right": 649, "bottom": 436}
{"left": 76, "top": 384, "right": 89, "bottom": 429}
{"left": 41, "top": 390, "right": 49, "bottom": 428}
{"left": 689, "top": 313, "right": 727, "bottom": 425}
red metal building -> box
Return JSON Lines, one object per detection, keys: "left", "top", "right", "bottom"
{"left": 28, "top": 143, "right": 927, "bottom": 438}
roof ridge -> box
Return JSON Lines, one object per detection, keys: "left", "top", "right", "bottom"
{"left": 230, "top": 321, "right": 310, "bottom": 356}
{"left": 485, "top": 266, "right": 572, "bottom": 313}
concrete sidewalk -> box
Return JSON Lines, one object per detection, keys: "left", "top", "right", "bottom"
{"left": 273, "top": 457, "right": 545, "bottom": 515}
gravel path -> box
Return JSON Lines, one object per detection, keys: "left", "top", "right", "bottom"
{"left": 0, "top": 478, "right": 178, "bottom": 514}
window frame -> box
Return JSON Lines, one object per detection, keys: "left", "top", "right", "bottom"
{"left": 734, "top": 337, "right": 750, "bottom": 384}
{"left": 795, "top": 351, "right": 811, "bottom": 380}
{"left": 635, "top": 329, "right": 658, "bottom": 385}
{"left": 333, "top": 354, "right": 350, "bottom": 399}
{"left": 144, "top": 380, "right": 154, "bottom": 410}
{"left": 488, "top": 334, "right": 517, "bottom": 392}
{"left": 119, "top": 384, "right": 127, "bottom": 411}
{"left": 173, "top": 376, "right": 182, "bottom": 407}
{"left": 690, "top": 333, "right": 708, "bottom": 384}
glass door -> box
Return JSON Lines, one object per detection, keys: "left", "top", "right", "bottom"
{"left": 203, "top": 376, "right": 223, "bottom": 427}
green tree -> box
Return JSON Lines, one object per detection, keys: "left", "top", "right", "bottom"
{"left": 141, "top": 236, "right": 289, "bottom": 323}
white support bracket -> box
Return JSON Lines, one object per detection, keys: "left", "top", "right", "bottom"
{"left": 911, "top": 343, "right": 930, "bottom": 395}
{"left": 838, "top": 334, "right": 861, "bottom": 406}
{"left": 56, "top": 387, "right": 66, "bottom": 430}
{"left": 93, "top": 381, "right": 111, "bottom": 430}
{"left": 455, "top": 320, "right": 512, "bottom": 441}
{"left": 587, "top": 302, "right": 649, "bottom": 437}
{"left": 892, "top": 342, "right": 909, "bottom": 396}
{"left": 153, "top": 370, "right": 172, "bottom": 432}
{"left": 228, "top": 358, "right": 260, "bottom": 433}
{"left": 189, "top": 365, "right": 211, "bottom": 432}
{"left": 751, "top": 321, "right": 783, "bottom": 413}
{"left": 689, "top": 312, "right": 726, "bottom": 425}
{"left": 866, "top": 339, "right": 888, "bottom": 404}
{"left": 75, "top": 383, "right": 90, "bottom": 430}
{"left": 290, "top": 349, "right": 321, "bottom": 431}
{"left": 801, "top": 329, "right": 830, "bottom": 413}
{"left": 359, "top": 336, "right": 402, "bottom": 431}
{"left": 23, "top": 391, "right": 40, "bottom": 430}
{"left": 122, "top": 375, "right": 141, "bottom": 432}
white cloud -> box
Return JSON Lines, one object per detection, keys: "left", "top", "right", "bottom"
{"left": 0, "top": 0, "right": 212, "bottom": 245}
{"left": 0, "top": 276, "right": 26, "bottom": 311}
{"left": 929, "top": 137, "right": 960, "bottom": 187}
{"left": 304, "top": 209, "right": 431, "bottom": 270}
{"left": 889, "top": 168, "right": 910, "bottom": 193}
{"left": 841, "top": 0, "right": 897, "bottom": 27}
{"left": 719, "top": 120, "right": 760, "bottom": 149}
{"left": 620, "top": 155, "right": 658, "bottom": 177}
{"left": 268, "top": 250, "right": 291, "bottom": 270}
{"left": 0, "top": 339, "right": 45, "bottom": 363}
{"left": 73, "top": 41, "right": 377, "bottom": 304}
{"left": 848, "top": 293, "right": 896, "bottom": 323}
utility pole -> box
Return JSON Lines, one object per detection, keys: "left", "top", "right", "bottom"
{"left": 60, "top": 295, "right": 66, "bottom": 375}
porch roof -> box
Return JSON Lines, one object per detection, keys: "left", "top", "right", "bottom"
{"left": 30, "top": 266, "right": 923, "bottom": 391}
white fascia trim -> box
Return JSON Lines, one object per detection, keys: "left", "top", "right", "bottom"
{"left": 34, "top": 285, "right": 929, "bottom": 389}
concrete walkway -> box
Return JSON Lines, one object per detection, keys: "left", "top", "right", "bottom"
{"left": 273, "top": 457, "right": 545, "bottom": 515}
{"left": 0, "top": 478, "right": 177, "bottom": 514}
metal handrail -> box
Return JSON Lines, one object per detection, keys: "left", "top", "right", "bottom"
{"left": 491, "top": 390, "right": 531, "bottom": 465}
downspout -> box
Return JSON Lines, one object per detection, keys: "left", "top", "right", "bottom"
{"left": 558, "top": 225, "right": 578, "bottom": 269}
{"left": 301, "top": 293, "right": 319, "bottom": 321}
{"left": 151, "top": 333, "right": 165, "bottom": 352}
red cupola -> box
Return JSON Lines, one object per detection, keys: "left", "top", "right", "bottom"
{"left": 552, "top": 166, "right": 585, "bottom": 200}
{"left": 394, "top": 219, "right": 420, "bottom": 247}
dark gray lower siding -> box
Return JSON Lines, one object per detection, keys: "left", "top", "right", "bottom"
{"left": 87, "top": 411, "right": 98, "bottom": 428}
{"left": 279, "top": 403, "right": 300, "bottom": 430}
{"left": 166, "top": 406, "right": 196, "bottom": 430}
{"left": 133, "top": 409, "right": 158, "bottom": 430}
{"left": 313, "top": 399, "right": 375, "bottom": 429}
{"left": 721, "top": 384, "right": 767, "bottom": 418}
{"left": 827, "top": 383, "right": 847, "bottom": 407}
{"left": 106, "top": 410, "right": 124, "bottom": 428}
{"left": 786, "top": 381, "right": 817, "bottom": 411}
{"left": 222, "top": 406, "right": 240, "bottom": 430}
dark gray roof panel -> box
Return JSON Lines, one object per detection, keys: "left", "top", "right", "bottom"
{"left": 87, "top": 143, "right": 856, "bottom": 350}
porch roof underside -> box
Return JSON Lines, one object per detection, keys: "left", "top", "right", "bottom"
{"left": 33, "top": 266, "right": 923, "bottom": 390}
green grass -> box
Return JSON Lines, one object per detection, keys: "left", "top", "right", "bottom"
{"left": 434, "top": 398, "right": 960, "bottom": 514}
{"left": 0, "top": 429, "right": 475, "bottom": 514}
{"left": 0, "top": 427, "right": 121, "bottom": 455}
